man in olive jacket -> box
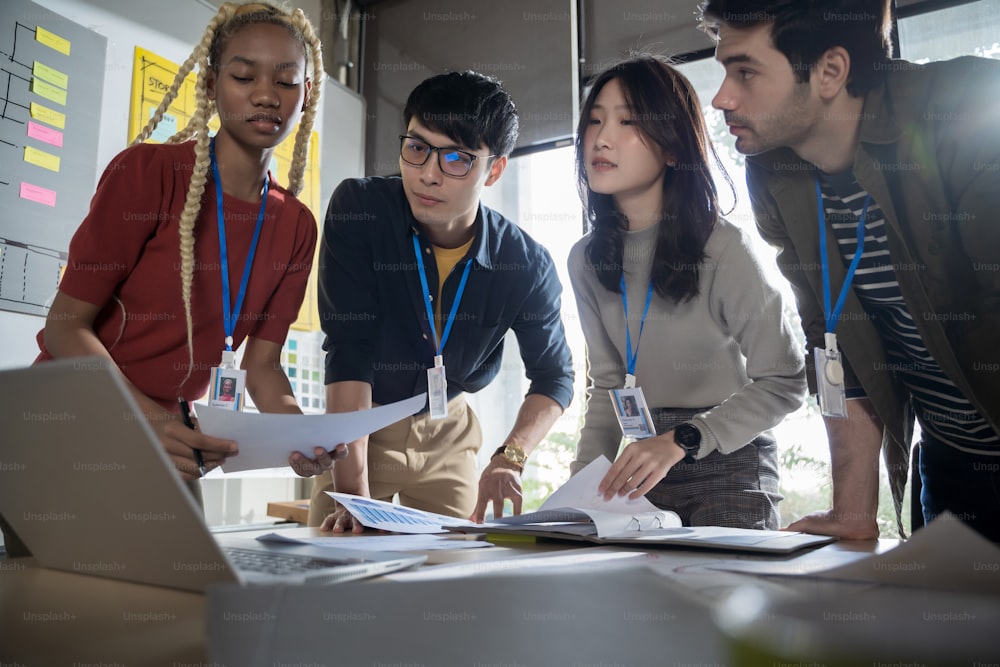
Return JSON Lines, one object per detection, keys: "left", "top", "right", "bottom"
{"left": 700, "top": 0, "right": 1000, "bottom": 541}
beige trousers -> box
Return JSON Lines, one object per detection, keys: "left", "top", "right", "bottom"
{"left": 308, "top": 396, "right": 483, "bottom": 526}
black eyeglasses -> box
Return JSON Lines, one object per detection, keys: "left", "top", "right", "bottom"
{"left": 398, "top": 135, "right": 495, "bottom": 178}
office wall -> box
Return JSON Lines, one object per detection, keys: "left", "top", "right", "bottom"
{"left": 0, "top": 0, "right": 362, "bottom": 371}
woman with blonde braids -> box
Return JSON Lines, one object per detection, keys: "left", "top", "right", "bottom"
{"left": 34, "top": 3, "right": 341, "bottom": 481}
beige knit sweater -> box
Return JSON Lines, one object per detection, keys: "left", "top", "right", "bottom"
{"left": 568, "top": 218, "right": 807, "bottom": 472}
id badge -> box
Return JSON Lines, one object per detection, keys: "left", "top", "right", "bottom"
{"left": 813, "top": 346, "right": 847, "bottom": 418}
{"left": 427, "top": 355, "right": 448, "bottom": 419}
{"left": 208, "top": 364, "right": 246, "bottom": 411}
{"left": 610, "top": 386, "right": 655, "bottom": 440}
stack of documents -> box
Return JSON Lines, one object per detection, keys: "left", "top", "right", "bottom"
{"left": 332, "top": 457, "right": 835, "bottom": 554}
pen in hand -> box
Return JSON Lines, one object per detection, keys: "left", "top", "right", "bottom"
{"left": 178, "top": 398, "right": 208, "bottom": 478}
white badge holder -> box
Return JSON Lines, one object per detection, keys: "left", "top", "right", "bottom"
{"left": 208, "top": 347, "right": 246, "bottom": 411}
{"left": 814, "top": 332, "right": 848, "bottom": 418}
{"left": 427, "top": 355, "right": 448, "bottom": 419}
{"left": 610, "top": 375, "right": 655, "bottom": 440}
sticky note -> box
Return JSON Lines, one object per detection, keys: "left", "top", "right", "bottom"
{"left": 30, "top": 102, "right": 66, "bottom": 129}
{"left": 32, "top": 61, "right": 68, "bottom": 89}
{"left": 27, "top": 121, "right": 64, "bottom": 148}
{"left": 35, "top": 27, "right": 71, "bottom": 55}
{"left": 20, "top": 182, "right": 57, "bottom": 207}
{"left": 149, "top": 111, "right": 178, "bottom": 143}
{"left": 24, "top": 146, "right": 61, "bottom": 172}
{"left": 31, "top": 78, "right": 67, "bottom": 106}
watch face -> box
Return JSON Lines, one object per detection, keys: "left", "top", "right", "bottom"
{"left": 675, "top": 424, "right": 700, "bottom": 451}
{"left": 504, "top": 446, "right": 526, "bottom": 465}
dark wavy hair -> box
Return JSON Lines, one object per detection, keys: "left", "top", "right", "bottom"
{"left": 698, "top": 0, "right": 893, "bottom": 97}
{"left": 576, "top": 54, "right": 732, "bottom": 303}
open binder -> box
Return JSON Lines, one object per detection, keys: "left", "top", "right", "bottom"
{"left": 448, "top": 520, "right": 837, "bottom": 555}
{"left": 447, "top": 457, "right": 836, "bottom": 555}
{"left": 331, "top": 456, "right": 837, "bottom": 555}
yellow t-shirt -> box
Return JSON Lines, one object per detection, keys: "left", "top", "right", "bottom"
{"left": 431, "top": 237, "right": 474, "bottom": 346}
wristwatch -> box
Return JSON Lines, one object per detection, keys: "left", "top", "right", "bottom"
{"left": 493, "top": 443, "right": 527, "bottom": 471}
{"left": 672, "top": 422, "right": 701, "bottom": 462}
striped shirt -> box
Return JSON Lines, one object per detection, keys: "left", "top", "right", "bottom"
{"left": 820, "top": 172, "right": 999, "bottom": 454}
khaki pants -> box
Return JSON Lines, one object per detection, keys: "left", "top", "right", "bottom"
{"left": 308, "top": 396, "right": 482, "bottom": 526}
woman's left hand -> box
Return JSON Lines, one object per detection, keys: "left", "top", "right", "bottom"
{"left": 599, "top": 433, "right": 687, "bottom": 501}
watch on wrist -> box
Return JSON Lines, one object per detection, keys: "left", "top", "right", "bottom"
{"left": 673, "top": 422, "right": 701, "bottom": 462}
{"left": 493, "top": 443, "right": 527, "bottom": 471}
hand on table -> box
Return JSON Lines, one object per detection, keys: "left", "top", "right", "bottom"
{"left": 320, "top": 505, "right": 367, "bottom": 533}
{"left": 785, "top": 509, "right": 880, "bottom": 540}
{"left": 470, "top": 457, "right": 523, "bottom": 523}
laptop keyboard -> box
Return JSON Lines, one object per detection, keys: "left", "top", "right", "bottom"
{"left": 224, "top": 547, "right": 363, "bottom": 575}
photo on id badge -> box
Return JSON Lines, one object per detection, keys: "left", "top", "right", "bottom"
{"left": 208, "top": 367, "right": 245, "bottom": 411}
{"left": 611, "top": 387, "right": 654, "bottom": 439}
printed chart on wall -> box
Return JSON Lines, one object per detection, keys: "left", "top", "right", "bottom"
{"left": 0, "top": 0, "right": 106, "bottom": 316}
{"left": 129, "top": 46, "right": 322, "bottom": 331}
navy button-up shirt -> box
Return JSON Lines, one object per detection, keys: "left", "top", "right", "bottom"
{"left": 319, "top": 177, "right": 574, "bottom": 411}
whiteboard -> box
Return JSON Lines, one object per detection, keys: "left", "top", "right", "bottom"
{"left": 0, "top": 0, "right": 106, "bottom": 316}
{"left": 0, "top": 0, "right": 365, "bottom": 322}
{"left": 318, "top": 74, "right": 366, "bottom": 206}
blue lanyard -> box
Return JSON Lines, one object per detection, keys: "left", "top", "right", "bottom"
{"left": 412, "top": 233, "right": 473, "bottom": 356}
{"left": 816, "top": 179, "right": 870, "bottom": 334}
{"left": 210, "top": 138, "right": 268, "bottom": 351}
{"left": 620, "top": 275, "right": 654, "bottom": 377}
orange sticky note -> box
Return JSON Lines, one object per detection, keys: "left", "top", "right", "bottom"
{"left": 24, "top": 146, "right": 61, "bottom": 172}
{"left": 35, "top": 27, "right": 71, "bottom": 55}
{"left": 27, "top": 121, "right": 64, "bottom": 148}
{"left": 30, "top": 102, "right": 66, "bottom": 129}
{"left": 20, "top": 182, "right": 58, "bottom": 207}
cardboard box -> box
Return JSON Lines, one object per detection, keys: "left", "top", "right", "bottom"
{"left": 266, "top": 500, "right": 310, "bottom": 524}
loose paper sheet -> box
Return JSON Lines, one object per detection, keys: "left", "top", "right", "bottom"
{"left": 195, "top": 394, "right": 425, "bottom": 472}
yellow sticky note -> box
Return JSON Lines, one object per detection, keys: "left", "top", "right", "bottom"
{"left": 35, "top": 27, "right": 71, "bottom": 56}
{"left": 24, "top": 146, "right": 61, "bottom": 173}
{"left": 31, "top": 78, "right": 67, "bottom": 106}
{"left": 33, "top": 61, "right": 68, "bottom": 89}
{"left": 30, "top": 102, "right": 66, "bottom": 129}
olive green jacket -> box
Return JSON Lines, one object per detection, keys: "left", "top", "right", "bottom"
{"left": 746, "top": 57, "right": 1000, "bottom": 530}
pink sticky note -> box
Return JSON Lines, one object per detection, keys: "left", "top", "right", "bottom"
{"left": 27, "top": 120, "right": 64, "bottom": 148}
{"left": 20, "top": 182, "right": 57, "bottom": 207}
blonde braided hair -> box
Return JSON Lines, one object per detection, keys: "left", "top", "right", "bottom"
{"left": 285, "top": 8, "right": 323, "bottom": 195}
{"left": 129, "top": 2, "right": 322, "bottom": 396}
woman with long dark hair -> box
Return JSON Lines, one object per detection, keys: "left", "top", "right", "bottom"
{"left": 568, "top": 54, "right": 806, "bottom": 529}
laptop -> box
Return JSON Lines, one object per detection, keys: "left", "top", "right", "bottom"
{"left": 0, "top": 357, "right": 425, "bottom": 592}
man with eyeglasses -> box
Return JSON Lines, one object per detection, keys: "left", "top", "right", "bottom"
{"left": 310, "top": 71, "right": 574, "bottom": 531}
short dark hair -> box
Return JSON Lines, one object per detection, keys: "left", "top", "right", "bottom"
{"left": 698, "top": 0, "right": 893, "bottom": 96}
{"left": 576, "top": 54, "right": 733, "bottom": 303}
{"left": 403, "top": 71, "right": 519, "bottom": 157}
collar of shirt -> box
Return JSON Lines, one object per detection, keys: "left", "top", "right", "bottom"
{"left": 402, "top": 207, "right": 496, "bottom": 272}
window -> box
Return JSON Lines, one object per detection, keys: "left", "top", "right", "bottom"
{"left": 473, "top": 145, "right": 586, "bottom": 508}
{"left": 898, "top": 0, "right": 1000, "bottom": 62}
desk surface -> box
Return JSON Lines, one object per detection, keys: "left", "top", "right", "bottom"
{"left": 0, "top": 527, "right": 895, "bottom": 666}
